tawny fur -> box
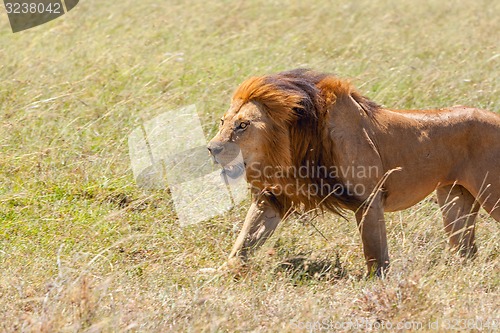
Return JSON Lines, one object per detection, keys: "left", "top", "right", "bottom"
{"left": 208, "top": 68, "right": 500, "bottom": 276}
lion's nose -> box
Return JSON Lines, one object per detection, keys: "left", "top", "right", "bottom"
{"left": 207, "top": 142, "right": 224, "bottom": 156}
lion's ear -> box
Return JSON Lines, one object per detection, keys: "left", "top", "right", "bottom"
{"left": 292, "top": 95, "right": 316, "bottom": 120}
{"left": 292, "top": 105, "right": 303, "bottom": 115}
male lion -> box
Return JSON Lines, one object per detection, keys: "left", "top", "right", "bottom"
{"left": 207, "top": 69, "right": 500, "bottom": 276}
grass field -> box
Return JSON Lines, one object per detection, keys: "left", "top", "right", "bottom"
{"left": 0, "top": 0, "right": 499, "bottom": 331}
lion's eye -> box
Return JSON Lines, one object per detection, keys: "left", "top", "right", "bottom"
{"left": 237, "top": 121, "right": 249, "bottom": 130}
{"left": 220, "top": 118, "right": 224, "bottom": 126}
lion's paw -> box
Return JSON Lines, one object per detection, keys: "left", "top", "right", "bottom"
{"left": 219, "top": 257, "right": 248, "bottom": 279}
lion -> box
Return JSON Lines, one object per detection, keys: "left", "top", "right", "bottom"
{"left": 207, "top": 69, "right": 500, "bottom": 276}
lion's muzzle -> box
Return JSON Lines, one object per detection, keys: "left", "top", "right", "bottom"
{"left": 207, "top": 141, "right": 246, "bottom": 181}
{"left": 207, "top": 141, "right": 224, "bottom": 159}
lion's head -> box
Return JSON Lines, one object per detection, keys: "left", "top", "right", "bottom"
{"left": 208, "top": 69, "right": 374, "bottom": 215}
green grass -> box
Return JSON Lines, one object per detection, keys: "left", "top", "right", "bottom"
{"left": 0, "top": 0, "right": 499, "bottom": 331}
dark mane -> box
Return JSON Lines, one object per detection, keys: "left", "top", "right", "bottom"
{"left": 232, "top": 69, "right": 379, "bottom": 215}
{"left": 233, "top": 68, "right": 379, "bottom": 119}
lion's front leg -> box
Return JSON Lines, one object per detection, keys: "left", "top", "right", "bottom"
{"left": 227, "top": 197, "right": 281, "bottom": 270}
{"left": 355, "top": 195, "right": 389, "bottom": 277}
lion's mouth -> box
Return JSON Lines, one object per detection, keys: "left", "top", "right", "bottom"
{"left": 221, "top": 162, "right": 246, "bottom": 180}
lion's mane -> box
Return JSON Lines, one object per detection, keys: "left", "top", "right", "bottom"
{"left": 232, "top": 69, "right": 379, "bottom": 215}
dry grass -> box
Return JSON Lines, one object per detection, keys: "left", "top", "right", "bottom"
{"left": 0, "top": 0, "right": 499, "bottom": 331}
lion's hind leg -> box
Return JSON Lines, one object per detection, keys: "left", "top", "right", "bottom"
{"left": 436, "top": 184, "right": 480, "bottom": 257}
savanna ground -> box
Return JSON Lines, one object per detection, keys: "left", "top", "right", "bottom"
{"left": 0, "top": 0, "right": 499, "bottom": 331}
